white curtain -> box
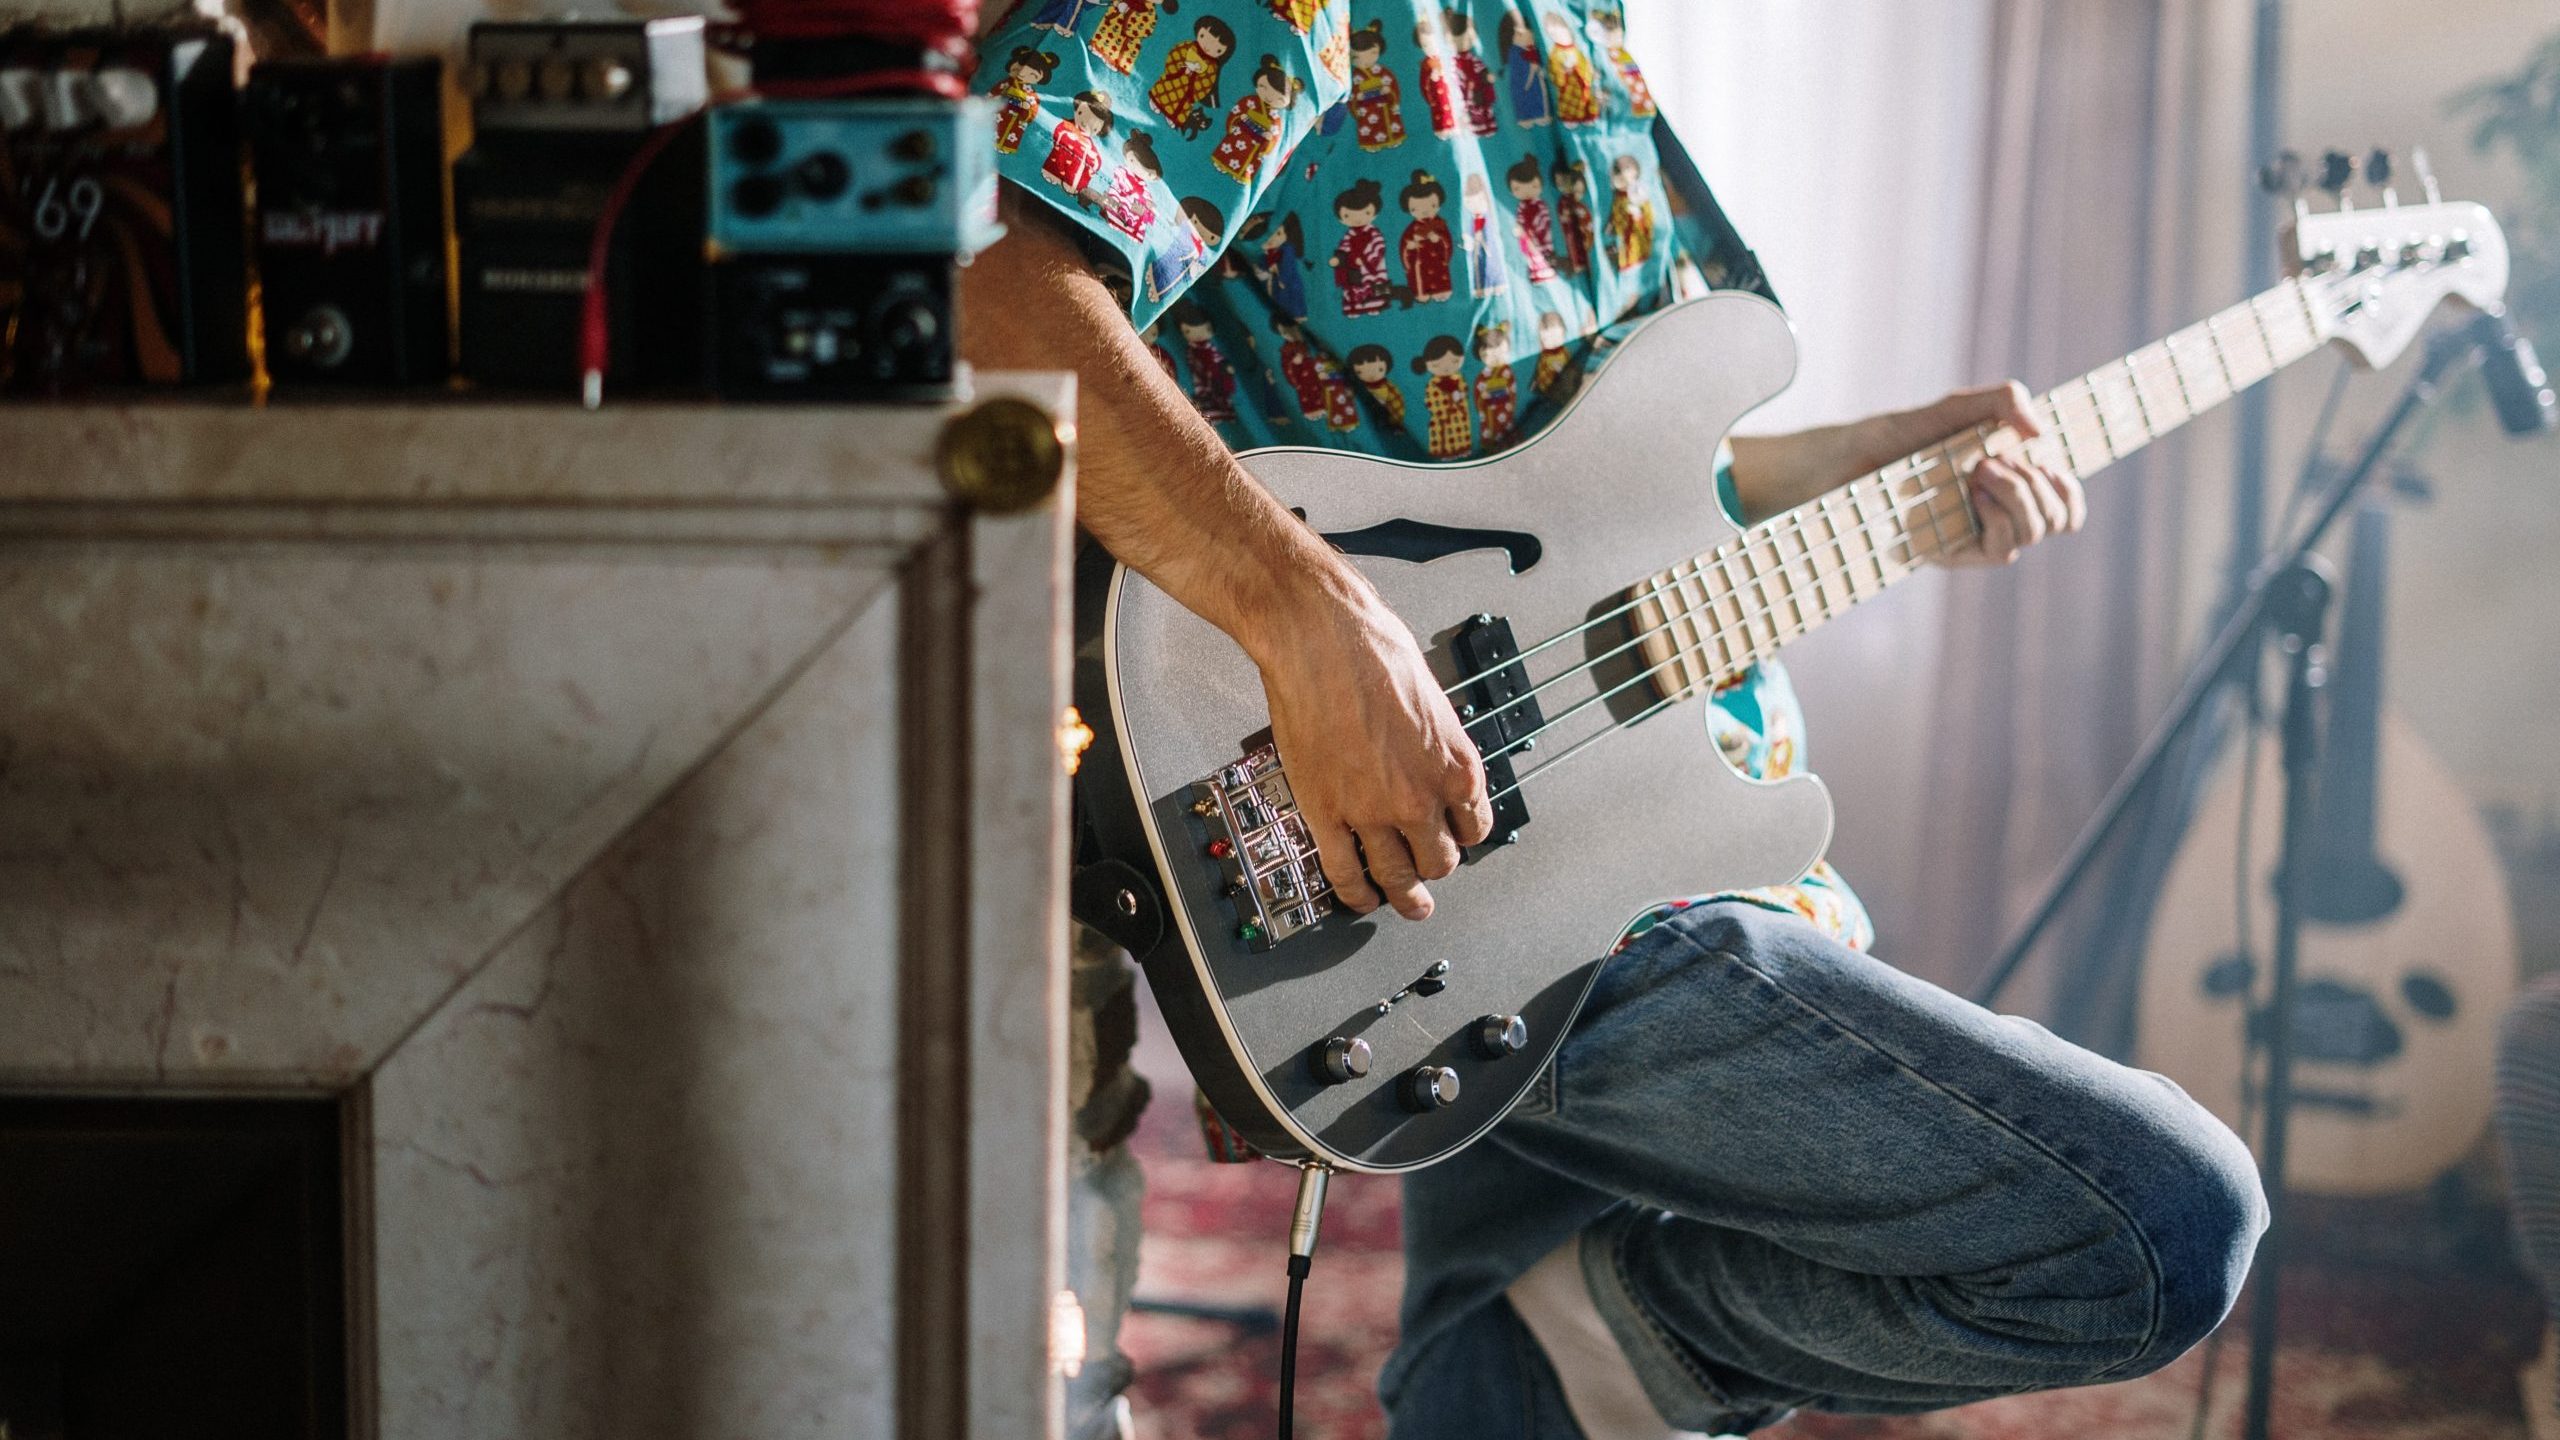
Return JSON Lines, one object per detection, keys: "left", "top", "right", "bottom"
{"left": 1625, "top": 0, "right": 1997, "bottom": 960}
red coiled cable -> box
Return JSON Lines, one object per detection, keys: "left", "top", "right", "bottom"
{"left": 578, "top": 0, "right": 981, "bottom": 405}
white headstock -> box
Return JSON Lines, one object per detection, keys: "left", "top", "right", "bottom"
{"left": 2291, "top": 200, "right": 2512, "bottom": 370}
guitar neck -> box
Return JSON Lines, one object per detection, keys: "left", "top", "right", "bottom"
{"left": 1634, "top": 275, "right": 2337, "bottom": 697}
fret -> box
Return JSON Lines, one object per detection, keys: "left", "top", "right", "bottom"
{"left": 2129, "top": 345, "right": 2189, "bottom": 432}
{"left": 2088, "top": 364, "right": 2152, "bottom": 458}
{"left": 1843, "top": 482, "right": 1895, "bottom": 585}
{"left": 1682, "top": 560, "right": 1734, "bottom": 681}
{"left": 1815, "top": 492, "right": 1865, "bottom": 607}
{"left": 1772, "top": 514, "right": 1818, "bottom": 624}
{"left": 2033, "top": 396, "right": 2076, "bottom": 474}
{"left": 1635, "top": 575, "right": 1692, "bottom": 700}
{"left": 1719, "top": 547, "right": 1775, "bottom": 657}
{"left": 1748, "top": 533, "right": 1811, "bottom": 638}
{"left": 2048, "top": 381, "right": 2114, "bottom": 469}
{"left": 2254, "top": 286, "right": 2315, "bottom": 367}
{"left": 1881, "top": 472, "right": 1931, "bottom": 567}
{"left": 1786, "top": 511, "right": 1844, "bottom": 622}
{"left": 2161, "top": 326, "right": 2213, "bottom": 416}
{"left": 2211, "top": 305, "right": 2274, "bottom": 387}
{"left": 2289, "top": 275, "right": 2334, "bottom": 347}
{"left": 1660, "top": 565, "right": 1709, "bottom": 699}
{"left": 2168, "top": 322, "right": 2234, "bottom": 411}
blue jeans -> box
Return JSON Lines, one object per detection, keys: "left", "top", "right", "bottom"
{"left": 1380, "top": 902, "right": 2268, "bottom": 1437}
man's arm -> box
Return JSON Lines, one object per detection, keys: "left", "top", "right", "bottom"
{"left": 961, "top": 195, "right": 1494, "bottom": 920}
{"left": 1728, "top": 383, "right": 2088, "bottom": 566}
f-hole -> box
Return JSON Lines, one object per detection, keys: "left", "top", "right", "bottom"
{"left": 1320, "top": 519, "right": 1543, "bottom": 574}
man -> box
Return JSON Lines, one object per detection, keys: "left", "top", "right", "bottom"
{"left": 964, "top": 3, "right": 2267, "bottom": 1436}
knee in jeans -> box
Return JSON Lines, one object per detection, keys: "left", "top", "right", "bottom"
{"left": 2107, "top": 1085, "right": 2268, "bottom": 1378}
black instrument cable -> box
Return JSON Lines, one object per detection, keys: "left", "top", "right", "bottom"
{"left": 1280, "top": 1163, "right": 1332, "bottom": 1440}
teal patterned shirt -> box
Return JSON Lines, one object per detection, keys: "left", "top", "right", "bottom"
{"left": 982, "top": 0, "right": 1871, "bottom": 947}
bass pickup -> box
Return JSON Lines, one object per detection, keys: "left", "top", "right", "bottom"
{"left": 1451, "top": 614, "right": 1539, "bottom": 854}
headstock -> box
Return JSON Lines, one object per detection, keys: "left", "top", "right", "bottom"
{"left": 2284, "top": 148, "right": 2512, "bottom": 370}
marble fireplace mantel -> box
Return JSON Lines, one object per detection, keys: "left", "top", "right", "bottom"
{"left": 0, "top": 378, "right": 1076, "bottom": 1440}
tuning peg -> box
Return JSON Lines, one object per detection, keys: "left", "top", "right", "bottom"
{"left": 2259, "top": 149, "right": 2307, "bottom": 196}
{"left": 2366, "top": 147, "right": 2400, "bottom": 208}
{"left": 2412, "top": 146, "right": 2444, "bottom": 206}
{"left": 2318, "top": 150, "right": 2356, "bottom": 199}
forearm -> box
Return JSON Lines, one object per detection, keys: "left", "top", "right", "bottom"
{"left": 959, "top": 194, "right": 1364, "bottom": 659}
{"left": 1724, "top": 401, "right": 1966, "bottom": 524}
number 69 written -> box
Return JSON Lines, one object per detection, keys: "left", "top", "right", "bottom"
{"left": 32, "top": 176, "right": 106, "bottom": 241}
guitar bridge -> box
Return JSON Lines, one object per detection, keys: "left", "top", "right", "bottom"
{"left": 1188, "top": 745, "right": 1335, "bottom": 951}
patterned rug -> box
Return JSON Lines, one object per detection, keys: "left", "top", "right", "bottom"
{"left": 1122, "top": 1090, "right": 2548, "bottom": 1440}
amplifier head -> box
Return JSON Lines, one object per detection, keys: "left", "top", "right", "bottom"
{"left": 464, "top": 16, "right": 708, "bottom": 135}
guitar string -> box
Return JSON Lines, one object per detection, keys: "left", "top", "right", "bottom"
{"left": 1480, "top": 268, "right": 2358, "bottom": 806}
{"left": 1437, "top": 264, "right": 2350, "bottom": 705}
{"left": 1454, "top": 264, "right": 2352, "bottom": 733}
{"left": 1456, "top": 454, "right": 1980, "bottom": 747}
{"left": 1470, "top": 483, "right": 1974, "bottom": 778}
{"left": 1432, "top": 432, "right": 1979, "bottom": 702}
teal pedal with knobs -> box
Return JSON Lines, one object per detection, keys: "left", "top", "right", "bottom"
{"left": 706, "top": 97, "right": 999, "bottom": 256}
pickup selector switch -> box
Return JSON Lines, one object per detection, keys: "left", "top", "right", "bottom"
{"left": 1402, "top": 1065, "right": 1461, "bottom": 1112}
{"left": 1315, "top": 1036, "right": 1371, "bottom": 1084}
{"left": 1473, "top": 1014, "right": 1529, "bottom": 1059}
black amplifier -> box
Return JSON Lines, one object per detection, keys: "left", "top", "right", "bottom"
{"left": 0, "top": 22, "right": 249, "bottom": 394}
{"left": 245, "top": 56, "right": 448, "bottom": 387}
{"left": 452, "top": 17, "right": 708, "bottom": 394}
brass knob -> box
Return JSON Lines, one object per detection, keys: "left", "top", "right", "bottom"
{"left": 936, "top": 396, "right": 1069, "bottom": 514}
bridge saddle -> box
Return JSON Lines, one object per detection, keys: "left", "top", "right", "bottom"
{"left": 1189, "top": 745, "right": 1336, "bottom": 952}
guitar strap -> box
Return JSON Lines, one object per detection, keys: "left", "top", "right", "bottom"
{"left": 1650, "top": 116, "right": 1782, "bottom": 310}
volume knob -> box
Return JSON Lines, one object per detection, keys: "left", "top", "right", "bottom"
{"left": 1402, "top": 1065, "right": 1461, "bottom": 1112}
{"left": 1473, "top": 1014, "right": 1529, "bottom": 1059}
{"left": 1314, "top": 1036, "right": 1371, "bottom": 1084}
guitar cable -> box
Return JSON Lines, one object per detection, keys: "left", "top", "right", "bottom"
{"left": 1280, "top": 1162, "right": 1332, "bottom": 1440}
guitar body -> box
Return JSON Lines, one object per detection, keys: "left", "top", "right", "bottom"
{"left": 1074, "top": 294, "right": 1835, "bottom": 1173}
{"left": 2137, "top": 714, "right": 2520, "bottom": 1195}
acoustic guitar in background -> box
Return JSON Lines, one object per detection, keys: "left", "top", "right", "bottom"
{"left": 2138, "top": 475, "right": 2520, "bottom": 1197}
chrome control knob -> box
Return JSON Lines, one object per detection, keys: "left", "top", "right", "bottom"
{"left": 1402, "top": 1065, "right": 1461, "bottom": 1112}
{"left": 1315, "top": 1036, "right": 1371, "bottom": 1084}
{"left": 1473, "top": 1014, "right": 1529, "bottom": 1059}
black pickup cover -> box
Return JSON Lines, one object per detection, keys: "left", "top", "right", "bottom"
{"left": 1452, "top": 615, "right": 1540, "bottom": 851}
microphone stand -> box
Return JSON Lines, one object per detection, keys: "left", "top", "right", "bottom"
{"left": 1968, "top": 312, "right": 2527, "bottom": 1440}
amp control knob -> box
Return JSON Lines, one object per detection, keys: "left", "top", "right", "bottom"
{"left": 1314, "top": 1036, "right": 1371, "bottom": 1084}
{"left": 1402, "top": 1065, "right": 1461, "bottom": 1112}
{"left": 1473, "top": 1014, "right": 1529, "bottom": 1059}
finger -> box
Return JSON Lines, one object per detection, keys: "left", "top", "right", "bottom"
{"left": 2054, "top": 468, "right": 2090, "bottom": 532}
{"left": 1315, "top": 820, "right": 1381, "bottom": 915}
{"left": 1404, "top": 814, "right": 1463, "bottom": 883}
{"left": 1998, "top": 380, "right": 2042, "bottom": 436}
{"left": 1972, "top": 493, "right": 2020, "bottom": 565}
{"left": 1445, "top": 752, "right": 1495, "bottom": 847}
{"left": 1358, "top": 825, "right": 1433, "bottom": 921}
{"left": 2027, "top": 464, "right": 2071, "bottom": 537}
{"left": 1975, "top": 460, "right": 2047, "bottom": 548}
